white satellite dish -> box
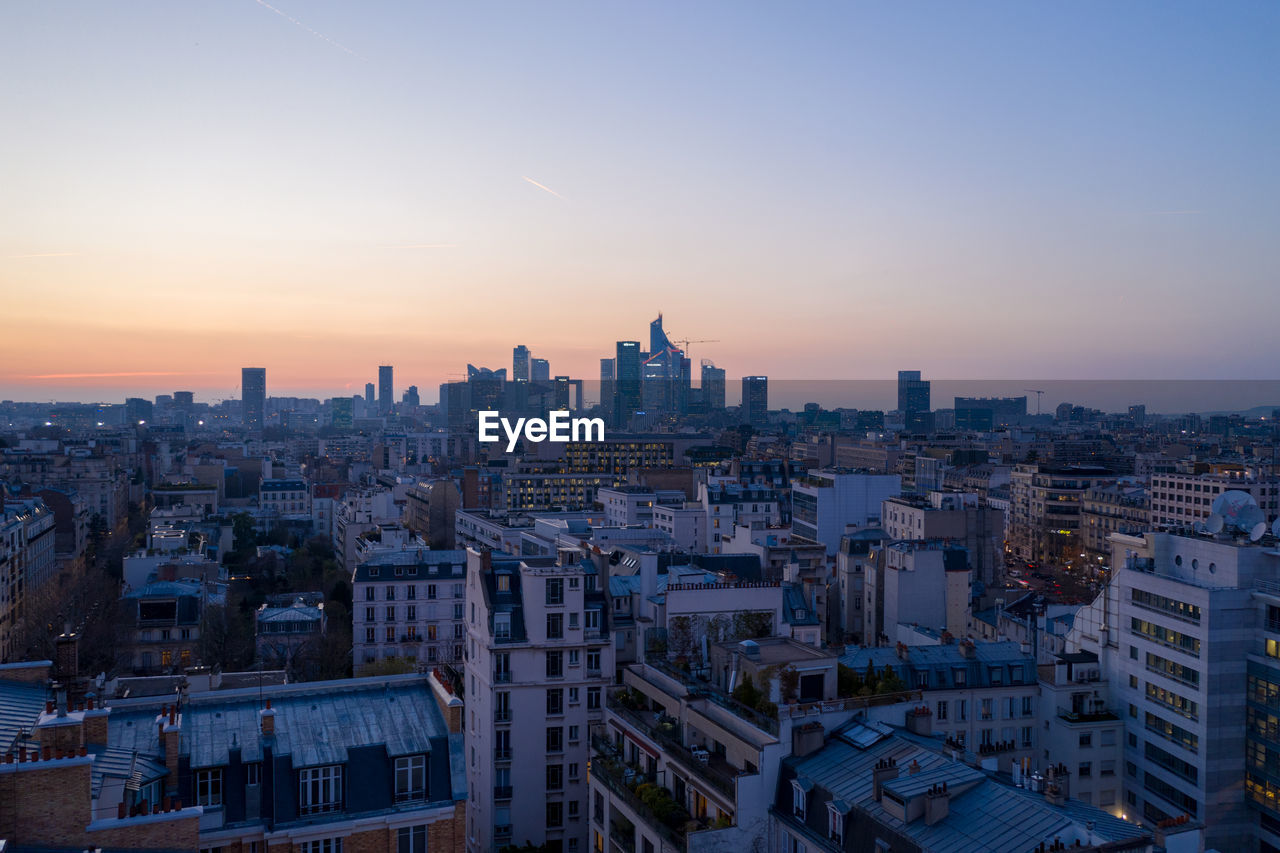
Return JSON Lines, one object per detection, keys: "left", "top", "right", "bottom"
{"left": 1207, "top": 513, "right": 1225, "bottom": 534}
{"left": 1273, "top": 517, "right": 1280, "bottom": 538}
{"left": 1251, "top": 522, "right": 1268, "bottom": 542}
{"left": 1238, "top": 504, "right": 1267, "bottom": 538}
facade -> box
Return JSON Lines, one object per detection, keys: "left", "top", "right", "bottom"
{"left": 1081, "top": 480, "right": 1149, "bottom": 563}
{"left": 255, "top": 595, "right": 326, "bottom": 669}
{"left": 241, "top": 367, "right": 266, "bottom": 431}
{"left": 352, "top": 549, "right": 468, "bottom": 669}
{"left": 1070, "top": 529, "right": 1279, "bottom": 850}
{"left": 0, "top": 497, "right": 57, "bottom": 662}
{"left": 1008, "top": 464, "right": 1117, "bottom": 564}
{"left": 881, "top": 491, "right": 1005, "bottom": 589}
{"left": 896, "top": 369, "right": 931, "bottom": 431}
{"left": 464, "top": 549, "right": 614, "bottom": 853}
{"left": 1039, "top": 651, "right": 1124, "bottom": 812}
{"left": 845, "top": 642, "right": 1040, "bottom": 772}
{"left": 741, "top": 376, "right": 768, "bottom": 426}
{"left": 792, "top": 470, "right": 902, "bottom": 555}
{"left": 862, "top": 541, "right": 970, "bottom": 644}
{"left": 1147, "top": 468, "right": 1280, "bottom": 528}
{"left": 379, "top": 364, "right": 395, "bottom": 415}
{"left": 123, "top": 578, "right": 225, "bottom": 674}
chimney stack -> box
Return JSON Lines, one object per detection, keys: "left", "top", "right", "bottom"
{"left": 260, "top": 698, "right": 276, "bottom": 737}
{"left": 873, "top": 757, "right": 899, "bottom": 801}
{"left": 925, "top": 783, "right": 950, "bottom": 825}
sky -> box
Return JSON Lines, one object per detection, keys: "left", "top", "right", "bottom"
{"left": 2, "top": 1, "right": 1278, "bottom": 404}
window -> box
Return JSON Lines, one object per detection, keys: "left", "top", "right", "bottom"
{"left": 1021, "top": 726, "right": 1033, "bottom": 747}
{"left": 547, "top": 800, "right": 564, "bottom": 828}
{"left": 828, "top": 801, "right": 848, "bottom": 844}
{"left": 428, "top": 584, "right": 437, "bottom": 599}
{"left": 365, "top": 607, "right": 375, "bottom": 623}
{"left": 495, "top": 730, "right": 512, "bottom": 761}
{"left": 569, "top": 762, "right": 581, "bottom": 781}
{"left": 395, "top": 755, "right": 427, "bottom": 802}
{"left": 386, "top": 606, "right": 396, "bottom": 622}
{"left": 547, "top": 578, "right": 564, "bottom": 606}
{"left": 791, "top": 778, "right": 809, "bottom": 818}
{"left": 365, "top": 587, "right": 375, "bottom": 601}
{"left": 301, "top": 841, "right": 343, "bottom": 853}
{"left": 587, "top": 650, "right": 601, "bottom": 673}
{"left": 568, "top": 725, "right": 580, "bottom": 743}
{"left": 569, "top": 800, "right": 580, "bottom": 819}
{"left": 407, "top": 605, "right": 416, "bottom": 622}
{"left": 585, "top": 610, "right": 601, "bottom": 631}
{"left": 196, "top": 768, "right": 222, "bottom": 806}
{"left": 365, "top": 627, "right": 375, "bottom": 643}
{"left": 1079, "top": 733, "right": 1092, "bottom": 748}
{"left": 497, "top": 574, "right": 510, "bottom": 592}
{"left": 548, "top": 688, "right": 564, "bottom": 715}
{"left": 588, "top": 687, "right": 602, "bottom": 710}
{"left": 1021, "top": 696, "right": 1034, "bottom": 717}
{"left": 936, "top": 700, "right": 948, "bottom": 721}
{"left": 569, "top": 649, "right": 580, "bottom": 667}
{"left": 569, "top": 612, "right": 580, "bottom": 629}
{"left": 495, "top": 614, "right": 511, "bottom": 640}
{"left": 547, "top": 650, "right": 564, "bottom": 678}
{"left": 386, "top": 586, "right": 396, "bottom": 601}
{"left": 547, "top": 727, "right": 564, "bottom": 753}
{"left": 569, "top": 687, "right": 580, "bottom": 705}
{"left": 407, "top": 585, "right": 416, "bottom": 600}
{"left": 1079, "top": 762, "right": 1092, "bottom": 778}
{"left": 245, "top": 762, "right": 261, "bottom": 786}
{"left": 397, "top": 826, "right": 427, "bottom": 853}
{"left": 547, "top": 763, "right": 564, "bottom": 790}
{"left": 299, "top": 765, "right": 342, "bottom": 814}
{"left": 547, "top": 612, "right": 564, "bottom": 639}
{"left": 496, "top": 691, "right": 511, "bottom": 722}
{"left": 957, "top": 700, "right": 968, "bottom": 722}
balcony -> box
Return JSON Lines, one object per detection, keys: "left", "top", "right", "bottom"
{"left": 1057, "top": 705, "right": 1119, "bottom": 723}
{"left": 495, "top": 824, "right": 513, "bottom": 841}
{"left": 605, "top": 693, "right": 741, "bottom": 799}
{"left": 591, "top": 740, "right": 695, "bottom": 850}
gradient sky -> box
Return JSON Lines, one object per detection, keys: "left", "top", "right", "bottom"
{"left": 2, "top": 1, "right": 1278, "bottom": 403}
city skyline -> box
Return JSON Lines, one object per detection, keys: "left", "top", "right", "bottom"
{"left": 3, "top": 2, "right": 1279, "bottom": 401}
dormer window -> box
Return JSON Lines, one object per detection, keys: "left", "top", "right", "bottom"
{"left": 791, "top": 776, "right": 813, "bottom": 819}
{"left": 828, "top": 799, "right": 850, "bottom": 843}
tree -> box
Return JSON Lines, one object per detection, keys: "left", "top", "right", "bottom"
{"left": 357, "top": 656, "right": 416, "bottom": 677}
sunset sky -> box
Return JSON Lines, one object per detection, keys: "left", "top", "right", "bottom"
{"left": 2, "top": 2, "right": 1278, "bottom": 403}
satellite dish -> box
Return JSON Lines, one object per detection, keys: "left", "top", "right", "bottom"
{"left": 1274, "top": 516, "right": 1280, "bottom": 538}
{"left": 1212, "top": 490, "right": 1256, "bottom": 518}
{"left": 1207, "top": 513, "right": 1225, "bottom": 534}
{"left": 1250, "top": 522, "right": 1267, "bottom": 542}
{"left": 1238, "top": 504, "right": 1267, "bottom": 538}
{"left": 1193, "top": 521, "right": 1207, "bottom": 534}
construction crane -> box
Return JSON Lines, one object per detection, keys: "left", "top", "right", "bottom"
{"left": 1025, "top": 389, "right": 1045, "bottom": 415}
{"left": 672, "top": 338, "right": 719, "bottom": 360}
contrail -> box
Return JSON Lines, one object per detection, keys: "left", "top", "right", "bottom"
{"left": 7, "top": 252, "right": 78, "bottom": 259}
{"left": 522, "top": 176, "right": 566, "bottom": 201}
{"left": 379, "top": 243, "right": 459, "bottom": 249}
{"left": 251, "top": 0, "right": 363, "bottom": 60}
{"left": 29, "top": 371, "right": 200, "bottom": 379}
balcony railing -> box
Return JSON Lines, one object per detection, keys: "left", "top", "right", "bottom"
{"left": 605, "top": 693, "right": 740, "bottom": 799}
{"left": 1057, "top": 705, "right": 1119, "bottom": 723}
{"left": 495, "top": 749, "right": 512, "bottom": 761}
{"left": 495, "top": 671, "right": 512, "bottom": 683}
{"left": 591, "top": 741, "right": 691, "bottom": 850}
{"left": 494, "top": 785, "right": 513, "bottom": 800}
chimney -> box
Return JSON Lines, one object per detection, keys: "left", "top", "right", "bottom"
{"left": 791, "top": 721, "right": 825, "bottom": 758}
{"left": 55, "top": 629, "right": 80, "bottom": 683}
{"left": 158, "top": 708, "right": 182, "bottom": 795}
{"left": 873, "top": 757, "right": 899, "bottom": 801}
{"left": 905, "top": 705, "right": 932, "bottom": 736}
{"left": 925, "top": 783, "right": 950, "bottom": 825}
{"left": 260, "top": 698, "right": 276, "bottom": 737}
{"left": 959, "top": 639, "right": 975, "bottom": 659}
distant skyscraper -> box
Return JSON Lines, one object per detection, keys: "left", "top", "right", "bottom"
{"left": 513, "top": 345, "right": 530, "bottom": 382}
{"left": 378, "top": 365, "right": 394, "bottom": 415}
{"left": 530, "top": 358, "right": 550, "bottom": 383}
{"left": 614, "top": 341, "right": 641, "bottom": 426}
{"left": 599, "top": 358, "right": 614, "bottom": 412}
{"left": 173, "top": 391, "right": 194, "bottom": 408}
{"left": 650, "top": 313, "right": 676, "bottom": 354}
{"left": 364, "top": 383, "right": 376, "bottom": 410}
{"left": 897, "top": 370, "right": 931, "bottom": 431}
{"left": 403, "top": 385, "right": 420, "bottom": 407}
{"left": 741, "top": 375, "right": 768, "bottom": 426}
{"left": 242, "top": 367, "right": 266, "bottom": 431}
{"left": 701, "top": 361, "right": 726, "bottom": 410}
{"left": 125, "top": 397, "right": 153, "bottom": 425}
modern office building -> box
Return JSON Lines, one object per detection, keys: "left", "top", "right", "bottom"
{"left": 897, "top": 369, "right": 931, "bottom": 431}
{"left": 791, "top": 469, "right": 902, "bottom": 555}
{"left": 464, "top": 549, "right": 614, "bottom": 853}
{"left": 531, "top": 357, "right": 551, "bottom": 384}
{"left": 514, "top": 345, "right": 531, "bottom": 382}
{"left": 1069, "top": 527, "right": 1280, "bottom": 849}
{"left": 741, "top": 376, "right": 768, "bottom": 427}
{"left": 241, "top": 367, "right": 266, "bottom": 431}
{"left": 1147, "top": 468, "right": 1280, "bottom": 528}
{"left": 701, "top": 361, "right": 726, "bottom": 410}
{"left": 379, "top": 365, "right": 394, "bottom": 415}
{"left": 954, "top": 395, "right": 1027, "bottom": 430}
{"left": 614, "top": 341, "right": 642, "bottom": 427}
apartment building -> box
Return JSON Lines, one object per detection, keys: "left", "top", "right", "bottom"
{"left": 352, "top": 548, "right": 468, "bottom": 669}
{"left": 792, "top": 470, "right": 901, "bottom": 555}
{"left": 1039, "top": 651, "right": 1125, "bottom": 812}
{"left": 1008, "top": 464, "right": 1116, "bottom": 564}
{"left": 881, "top": 491, "right": 1005, "bottom": 588}
{"left": 464, "top": 549, "right": 614, "bottom": 853}
{"left": 862, "top": 540, "right": 971, "bottom": 646}
{"left": 0, "top": 497, "right": 56, "bottom": 662}
{"left": 847, "top": 641, "right": 1040, "bottom": 772}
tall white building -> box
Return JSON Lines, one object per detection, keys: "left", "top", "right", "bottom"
{"left": 1069, "top": 527, "right": 1280, "bottom": 850}
{"left": 464, "top": 549, "right": 614, "bottom": 853}
{"left": 351, "top": 547, "right": 468, "bottom": 669}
